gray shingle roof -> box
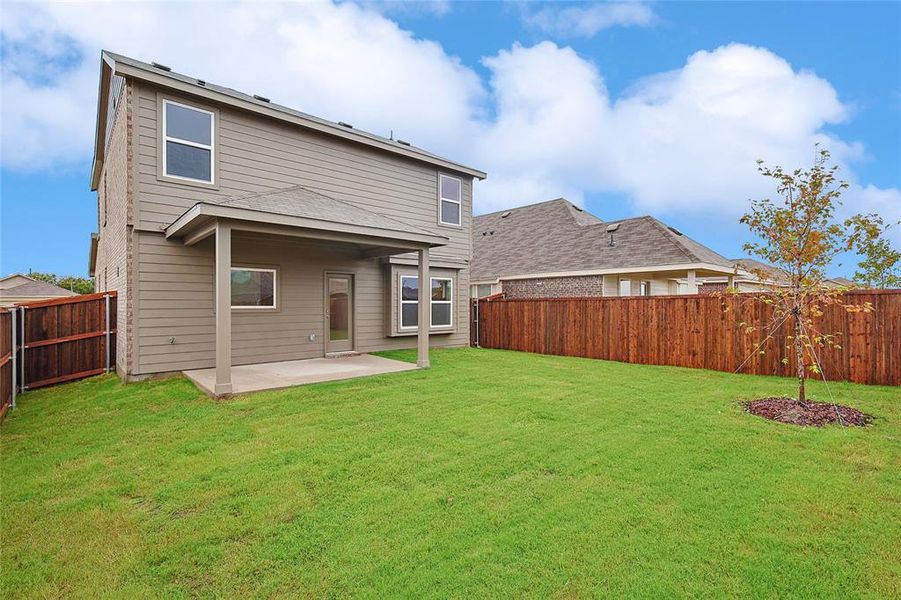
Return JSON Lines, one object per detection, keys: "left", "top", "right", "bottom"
{"left": 211, "top": 185, "right": 437, "bottom": 238}
{"left": 0, "top": 280, "right": 78, "bottom": 298}
{"left": 471, "top": 198, "right": 734, "bottom": 281}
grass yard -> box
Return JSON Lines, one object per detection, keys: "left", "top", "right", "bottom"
{"left": 2, "top": 348, "right": 899, "bottom": 598}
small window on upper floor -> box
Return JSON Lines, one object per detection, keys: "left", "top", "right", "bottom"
{"left": 438, "top": 174, "right": 462, "bottom": 226}
{"left": 163, "top": 100, "right": 214, "bottom": 183}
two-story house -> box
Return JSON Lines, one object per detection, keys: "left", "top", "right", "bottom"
{"left": 89, "top": 51, "right": 485, "bottom": 395}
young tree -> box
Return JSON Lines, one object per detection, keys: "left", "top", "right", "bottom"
{"left": 853, "top": 237, "right": 900, "bottom": 289}
{"left": 739, "top": 147, "right": 884, "bottom": 403}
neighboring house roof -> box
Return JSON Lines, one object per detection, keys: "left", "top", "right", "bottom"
{"left": 167, "top": 184, "right": 449, "bottom": 248}
{"left": 92, "top": 51, "right": 486, "bottom": 190}
{"left": 471, "top": 198, "right": 735, "bottom": 281}
{"left": 730, "top": 258, "right": 791, "bottom": 284}
{"left": 0, "top": 275, "right": 78, "bottom": 301}
{"left": 727, "top": 258, "right": 853, "bottom": 288}
{"left": 0, "top": 274, "right": 35, "bottom": 290}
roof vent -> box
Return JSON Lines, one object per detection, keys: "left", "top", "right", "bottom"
{"left": 606, "top": 223, "right": 620, "bottom": 233}
{"left": 396, "top": 139, "right": 411, "bottom": 146}
{"left": 573, "top": 205, "right": 584, "bottom": 212}
{"left": 338, "top": 121, "right": 353, "bottom": 129}
{"left": 668, "top": 226, "right": 683, "bottom": 236}
{"left": 196, "top": 79, "right": 206, "bottom": 86}
{"left": 151, "top": 62, "right": 171, "bottom": 72}
{"left": 501, "top": 211, "right": 511, "bottom": 218}
{"left": 253, "top": 94, "right": 271, "bottom": 103}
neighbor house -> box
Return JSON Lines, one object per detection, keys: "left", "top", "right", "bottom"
{"left": 698, "top": 258, "right": 853, "bottom": 294}
{"left": 89, "top": 51, "right": 485, "bottom": 395}
{"left": 470, "top": 199, "right": 737, "bottom": 298}
{"left": 0, "top": 274, "right": 78, "bottom": 307}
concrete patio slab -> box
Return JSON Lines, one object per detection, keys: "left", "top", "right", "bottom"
{"left": 184, "top": 353, "right": 417, "bottom": 396}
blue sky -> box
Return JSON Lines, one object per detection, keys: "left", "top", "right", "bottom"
{"left": 2, "top": 1, "right": 899, "bottom": 278}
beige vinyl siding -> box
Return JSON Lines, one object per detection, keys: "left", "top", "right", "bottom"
{"left": 94, "top": 79, "right": 133, "bottom": 375}
{"left": 134, "top": 232, "right": 468, "bottom": 374}
{"left": 133, "top": 83, "right": 471, "bottom": 263}
{"left": 129, "top": 80, "right": 473, "bottom": 375}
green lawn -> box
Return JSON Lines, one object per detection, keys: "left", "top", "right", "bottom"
{"left": 2, "top": 348, "right": 899, "bottom": 598}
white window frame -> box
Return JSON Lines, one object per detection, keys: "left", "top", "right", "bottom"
{"left": 430, "top": 276, "right": 453, "bottom": 328}
{"left": 162, "top": 99, "right": 215, "bottom": 184}
{"left": 230, "top": 266, "right": 277, "bottom": 310}
{"left": 400, "top": 275, "right": 419, "bottom": 330}
{"left": 438, "top": 173, "right": 462, "bottom": 227}
{"left": 398, "top": 275, "right": 454, "bottom": 330}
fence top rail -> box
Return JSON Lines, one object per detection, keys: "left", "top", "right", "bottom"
{"left": 12, "top": 291, "right": 117, "bottom": 309}
{"left": 476, "top": 289, "right": 901, "bottom": 303}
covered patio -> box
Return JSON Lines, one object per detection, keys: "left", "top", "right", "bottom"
{"left": 165, "top": 185, "right": 448, "bottom": 396}
{"left": 183, "top": 353, "right": 416, "bottom": 395}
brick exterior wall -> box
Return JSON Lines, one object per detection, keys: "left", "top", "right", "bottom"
{"left": 502, "top": 275, "right": 605, "bottom": 298}
{"left": 94, "top": 81, "right": 133, "bottom": 377}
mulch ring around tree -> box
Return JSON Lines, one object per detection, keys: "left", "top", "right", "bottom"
{"left": 745, "top": 397, "right": 871, "bottom": 427}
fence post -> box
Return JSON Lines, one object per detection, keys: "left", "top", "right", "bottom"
{"left": 10, "top": 308, "right": 16, "bottom": 409}
{"left": 104, "top": 294, "right": 111, "bottom": 373}
{"left": 19, "top": 306, "right": 25, "bottom": 392}
{"left": 475, "top": 298, "right": 480, "bottom": 347}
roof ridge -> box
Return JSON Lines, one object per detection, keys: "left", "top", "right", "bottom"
{"left": 475, "top": 197, "right": 573, "bottom": 219}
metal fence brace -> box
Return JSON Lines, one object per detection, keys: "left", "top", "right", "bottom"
{"left": 10, "top": 307, "right": 16, "bottom": 409}
{"left": 19, "top": 306, "right": 25, "bottom": 392}
{"left": 104, "top": 294, "right": 111, "bottom": 373}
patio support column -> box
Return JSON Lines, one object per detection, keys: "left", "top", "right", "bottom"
{"left": 215, "top": 220, "right": 233, "bottom": 395}
{"left": 686, "top": 269, "right": 698, "bottom": 295}
{"left": 727, "top": 274, "right": 736, "bottom": 289}
{"left": 417, "top": 246, "right": 430, "bottom": 368}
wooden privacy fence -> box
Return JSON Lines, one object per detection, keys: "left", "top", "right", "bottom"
{"left": 471, "top": 290, "right": 901, "bottom": 386}
{"left": 0, "top": 292, "right": 117, "bottom": 417}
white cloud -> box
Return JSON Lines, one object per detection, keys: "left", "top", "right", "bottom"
{"left": 1, "top": 2, "right": 897, "bottom": 247}
{"left": 522, "top": 2, "right": 656, "bottom": 38}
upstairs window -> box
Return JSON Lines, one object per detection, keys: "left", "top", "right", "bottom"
{"left": 163, "top": 100, "right": 214, "bottom": 183}
{"left": 438, "top": 174, "right": 462, "bottom": 226}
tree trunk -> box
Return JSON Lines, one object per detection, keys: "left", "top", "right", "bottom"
{"left": 795, "top": 311, "right": 806, "bottom": 404}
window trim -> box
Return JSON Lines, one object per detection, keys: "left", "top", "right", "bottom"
{"left": 438, "top": 173, "right": 462, "bottom": 227}
{"left": 162, "top": 98, "right": 216, "bottom": 184}
{"left": 400, "top": 275, "right": 419, "bottom": 330}
{"left": 398, "top": 275, "right": 455, "bottom": 330}
{"left": 230, "top": 266, "right": 277, "bottom": 310}
{"left": 430, "top": 276, "right": 454, "bottom": 328}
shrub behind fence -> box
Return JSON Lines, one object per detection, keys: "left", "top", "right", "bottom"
{"left": 471, "top": 290, "right": 900, "bottom": 386}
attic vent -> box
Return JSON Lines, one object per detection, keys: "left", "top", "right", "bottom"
{"left": 668, "top": 226, "right": 683, "bottom": 236}
{"left": 151, "top": 62, "right": 171, "bottom": 72}
{"left": 338, "top": 121, "right": 353, "bottom": 129}
{"left": 396, "top": 139, "right": 411, "bottom": 146}
{"left": 196, "top": 79, "right": 206, "bottom": 86}
{"left": 606, "top": 223, "right": 620, "bottom": 233}
{"left": 500, "top": 211, "right": 511, "bottom": 218}
{"left": 253, "top": 94, "right": 271, "bottom": 103}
